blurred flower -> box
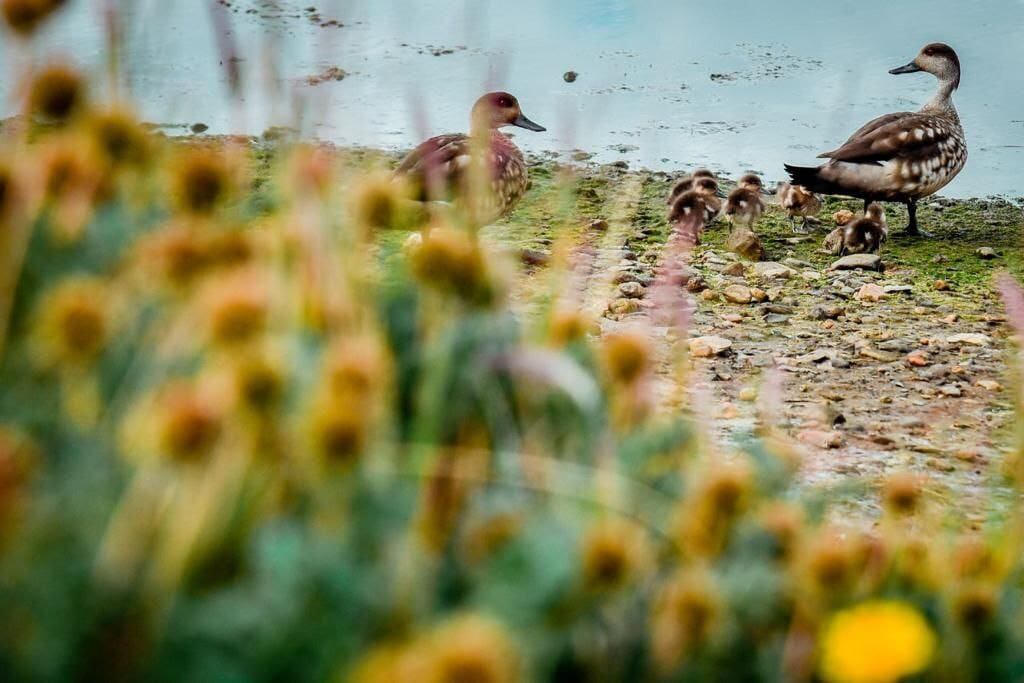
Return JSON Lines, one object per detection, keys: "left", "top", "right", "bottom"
{"left": 819, "top": 600, "right": 936, "bottom": 683}
{"left": 548, "top": 307, "right": 592, "bottom": 347}
{"left": 157, "top": 382, "right": 224, "bottom": 464}
{"left": 580, "top": 518, "right": 652, "bottom": 593}
{"left": 307, "top": 396, "right": 367, "bottom": 468}
{"left": 87, "top": 106, "right": 152, "bottom": 168}
{"left": 203, "top": 270, "right": 269, "bottom": 347}
{"left": 324, "top": 334, "right": 388, "bottom": 399}
{"left": 232, "top": 354, "right": 286, "bottom": 415}
{"left": 35, "top": 135, "right": 108, "bottom": 240}
{"left": 0, "top": 425, "right": 38, "bottom": 526}
{"left": 950, "top": 583, "right": 998, "bottom": 629}
{"left": 951, "top": 534, "right": 1007, "bottom": 582}
{"left": 28, "top": 62, "right": 86, "bottom": 123}
{"left": 170, "top": 147, "right": 239, "bottom": 215}
{"left": 460, "top": 512, "right": 523, "bottom": 565}
{"left": 348, "top": 643, "right": 423, "bottom": 683}
{"left": 882, "top": 472, "right": 926, "bottom": 516}
{"left": 410, "top": 226, "right": 495, "bottom": 305}
{"left": 33, "top": 276, "right": 111, "bottom": 368}
{"left": 758, "top": 502, "right": 804, "bottom": 562}
{"left": 601, "top": 331, "right": 651, "bottom": 386}
{"left": 349, "top": 172, "right": 417, "bottom": 232}
{"left": 136, "top": 220, "right": 209, "bottom": 291}
{"left": 286, "top": 145, "right": 334, "bottom": 200}
{"left": 0, "top": 159, "right": 19, "bottom": 226}
{"left": 205, "top": 228, "right": 259, "bottom": 271}
{"left": 651, "top": 569, "right": 720, "bottom": 671}
{"left": 422, "top": 614, "right": 520, "bottom": 683}
{"left": 801, "top": 529, "right": 857, "bottom": 598}
{"left": 677, "top": 463, "right": 752, "bottom": 558}
{"left": 1, "top": 0, "right": 66, "bottom": 37}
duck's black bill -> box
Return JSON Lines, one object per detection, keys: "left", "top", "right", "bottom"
{"left": 889, "top": 62, "right": 922, "bottom": 75}
{"left": 513, "top": 114, "right": 546, "bottom": 132}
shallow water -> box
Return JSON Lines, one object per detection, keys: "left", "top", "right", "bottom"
{"left": 3, "top": 0, "right": 1023, "bottom": 197}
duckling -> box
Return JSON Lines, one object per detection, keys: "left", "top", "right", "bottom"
{"left": 785, "top": 43, "right": 967, "bottom": 236}
{"left": 724, "top": 174, "right": 765, "bottom": 230}
{"left": 667, "top": 190, "right": 707, "bottom": 245}
{"left": 693, "top": 176, "right": 723, "bottom": 224}
{"left": 666, "top": 168, "right": 717, "bottom": 206}
{"left": 394, "top": 91, "right": 546, "bottom": 225}
{"left": 776, "top": 182, "right": 822, "bottom": 233}
{"left": 840, "top": 203, "right": 888, "bottom": 256}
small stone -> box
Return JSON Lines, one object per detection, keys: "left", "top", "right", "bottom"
{"left": 738, "top": 387, "right": 757, "bottom": 402}
{"left": 687, "top": 276, "right": 709, "bottom": 293}
{"left": 590, "top": 218, "right": 609, "bottom": 231}
{"left": 723, "top": 284, "right": 753, "bottom": 304}
{"left": 190, "top": 122, "right": 209, "bottom": 134}
{"left": 854, "top": 283, "right": 886, "bottom": 302}
{"left": 689, "top": 335, "right": 733, "bottom": 358}
{"left": 829, "top": 254, "right": 882, "bottom": 272}
{"left": 802, "top": 270, "right": 823, "bottom": 281}
{"left": 798, "top": 429, "right": 844, "bottom": 449}
{"left": 750, "top": 287, "right": 768, "bottom": 302}
{"left": 859, "top": 346, "right": 899, "bottom": 362}
{"left": 976, "top": 247, "right": 998, "bottom": 260}
{"left": 947, "top": 333, "right": 992, "bottom": 347}
{"left": 822, "top": 227, "right": 844, "bottom": 255}
{"left": 608, "top": 298, "right": 641, "bottom": 315}
{"left": 726, "top": 229, "right": 765, "bottom": 261}
{"left": 563, "top": 70, "right": 579, "bottom": 83}
{"left": 722, "top": 313, "right": 743, "bottom": 323}
{"left": 752, "top": 262, "right": 796, "bottom": 280}
{"left": 934, "top": 280, "right": 951, "bottom": 291}
{"left": 723, "top": 262, "right": 746, "bottom": 277}
{"left": 701, "top": 289, "right": 718, "bottom": 301}
{"left": 907, "top": 351, "right": 930, "bottom": 367}
{"left": 940, "top": 384, "right": 963, "bottom": 397}
{"left": 519, "top": 248, "right": 550, "bottom": 266}
{"left": 977, "top": 379, "right": 1002, "bottom": 392}
{"left": 612, "top": 270, "right": 640, "bottom": 285}
{"left": 720, "top": 402, "right": 739, "bottom": 419}
{"left": 764, "top": 313, "right": 790, "bottom": 325}
{"left": 618, "top": 282, "right": 645, "bottom": 299}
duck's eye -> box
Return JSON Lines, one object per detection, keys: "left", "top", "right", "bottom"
{"left": 496, "top": 96, "right": 513, "bottom": 108}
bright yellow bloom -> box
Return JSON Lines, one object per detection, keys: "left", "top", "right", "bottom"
{"left": 820, "top": 600, "right": 936, "bottom": 683}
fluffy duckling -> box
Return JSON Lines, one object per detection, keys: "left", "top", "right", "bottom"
{"left": 667, "top": 190, "right": 707, "bottom": 244}
{"left": 394, "top": 91, "right": 545, "bottom": 225}
{"left": 776, "top": 182, "right": 822, "bottom": 233}
{"left": 841, "top": 203, "right": 888, "bottom": 255}
{"left": 666, "top": 168, "right": 717, "bottom": 206}
{"left": 724, "top": 174, "right": 765, "bottom": 230}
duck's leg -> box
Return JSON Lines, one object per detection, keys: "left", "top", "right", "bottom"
{"left": 903, "top": 199, "right": 931, "bottom": 237}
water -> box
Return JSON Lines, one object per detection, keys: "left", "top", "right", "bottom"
{"left": 3, "top": 0, "right": 1023, "bottom": 197}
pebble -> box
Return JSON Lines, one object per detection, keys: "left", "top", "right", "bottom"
{"left": 722, "top": 262, "right": 746, "bottom": 277}
{"left": 798, "top": 429, "right": 845, "bottom": 449}
{"left": 977, "top": 247, "right": 998, "bottom": 260}
{"left": 618, "top": 282, "right": 645, "bottom": 299}
{"left": 829, "top": 253, "right": 882, "bottom": 272}
{"left": 738, "top": 387, "right": 757, "bottom": 402}
{"left": 977, "top": 379, "right": 1002, "bottom": 392}
{"left": 934, "top": 280, "right": 951, "bottom": 291}
{"left": 723, "top": 284, "right": 753, "bottom": 304}
{"left": 519, "top": 248, "right": 550, "bottom": 266}
{"left": 907, "top": 351, "right": 930, "bottom": 367}
{"left": 608, "top": 298, "right": 641, "bottom": 315}
{"left": 855, "top": 283, "right": 886, "bottom": 302}
{"left": 752, "top": 262, "right": 796, "bottom": 280}
{"left": 563, "top": 70, "right": 579, "bottom": 83}
{"left": 947, "top": 333, "right": 992, "bottom": 347}
{"left": 689, "top": 335, "right": 733, "bottom": 357}
{"left": 590, "top": 218, "right": 609, "bottom": 231}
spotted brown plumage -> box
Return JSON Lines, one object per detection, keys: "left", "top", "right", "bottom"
{"left": 394, "top": 92, "right": 545, "bottom": 226}
{"left": 841, "top": 203, "right": 888, "bottom": 256}
{"left": 785, "top": 43, "right": 966, "bottom": 236}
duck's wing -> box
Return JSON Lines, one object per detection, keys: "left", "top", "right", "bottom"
{"left": 817, "top": 112, "right": 952, "bottom": 165}
{"left": 395, "top": 134, "right": 471, "bottom": 199}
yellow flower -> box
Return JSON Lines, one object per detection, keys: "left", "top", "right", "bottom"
{"left": 548, "top": 308, "right": 592, "bottom": 347}
{"left": 157, "top": 382, "right": 224, "bottom": 464}
{"left": 601, "top": 331, "right": 650, "bottom": 385}
{"left": 28, "top": 63, "right": 86, "bottom": 123}
{"left": 34, "top": 276, "right": 111, "bottom": 368}
{"left": 349, "top": 172, "right": 417, "bottom": 232}
{"left": 650, "top": 568, "right": 720, "bottom": 672}
{"left": 0, "top": 425, "right": 38, "bottom": 521}
{"left": 170, "top": 147, "right": 240, "bottom": 215}
{"left": 203, "top": 271, "right": 269, "bottom": 347}
{"left": 882, "top": 472, "right": 925, "bottom": 516}
{"left": 1, "top": 0, "right": 66, "bottom": 37}
{"left": 410, "top": 226, "right": 499, "bottom": 306}
{"left": 580, "top": 518, "right": 652, "bottom": 592}
{"left": 87, "top": 106, "right": 152, "bottom": 168}
{"left": 423, "top": 614, "right": 520, "bottom": 683}
{"left": 820, "top": 601, "right": 936, "bottom": 683}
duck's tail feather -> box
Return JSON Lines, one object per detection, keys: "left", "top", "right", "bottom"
{"left": 784, "top": 163, "right": 844, "bottom": 196}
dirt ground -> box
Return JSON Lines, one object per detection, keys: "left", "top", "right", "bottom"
{"left": 479, "top": 157, "right": 1024, "bottom": 530}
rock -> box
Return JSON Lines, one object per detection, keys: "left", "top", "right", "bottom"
{"left": 940, "top": 384, "right": 963, "bottom": 397}
{"left": 977, "top": 379, "right": 1002, "bottom": 392}
{"left": 829, "top": 253, "right": 882, "bottom": 272}
{"left": 977, "top": 247, "right": 998, "bottom": 260}
{"left": 738, "top": 387, "right": 757, "bottom": 402}
{"left": 618, "top": 282, "right": 645, "bottom": 299}
{"left": 722, "top": 284, "right": 753, "bottom": 304}
{"left": 190, "top": 122, "right": 209, "bottom": 134}
{"left": 700, "top": 289, "right": 718, "bottom": 302}
{"left": 722, "top": 262, "right": 746, "bottom": 277}
{"left": 878, "top": 339, "right": 912, "bottom": 353}
{"left": 907, "top": 351, "right": 930, "bottom": 367}
{"left": 612, "top": 270, "right": 640, "bottom": 285}
{"left": 608, "top": 298, "right": 641, "bottom": 315}
{"left": 751, "top": 262, "right": 796, "bottom": 281}
{"left": 686, "top": 276, "right": 708, "bottom": 293}
{"left": 689, "top": 335, "right": 733, "bottom": 358}
{"left": 822, "top": 227, "right": 844, "bottom": 255}
{"left": 801, "top": 271, "right": 823, "bottom": 281}
{"left": 590, "top": 218, "right": 609, "bottom": 231}
{"left": 810, "top": 305, "right": 845, "bottom": 320}
{"left": 947, "top": 333, "right": 992, "bottom": 347}
{"left": 726, "top": 229, "right": 765, "bottom": 261}
{"left": 764, "top": 314, "right": 790, "bottom": 325}
{"left": 750, "top": 287, "right": 768, "bottom": 302}
{"left": 859, "top": 346, "right": 899, "bottom": 362}
{"left": 798, "top": 429, "right": 844, "bottom": 449}
{"left": 721, "top": 313, "right": 743, "bottom": 324}
{"left": 519, "top": 248, "right": 550, "bottom": 266}
{"left": 934, "top": 280, "right": 951, "bottom": 291}
{"left": 883, "top": 285, "right": 913, "bottom": 295}
{"left": 563, "top": 70, "right": 579, "bottom": 83}
{"left": 783, "top": 257, "right": 815, "bottom": 270}
{"left": 854, "top": 283, "right": 886, "bottom": 302}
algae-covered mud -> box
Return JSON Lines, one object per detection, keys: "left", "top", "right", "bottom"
{"left": 3, "top": 0, "right": 1024, "bottom": 196}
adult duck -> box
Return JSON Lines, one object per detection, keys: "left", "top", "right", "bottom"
{"left": 785, "top": 43, "right": 966, "bottom": 236}
{"left": 394, "top": 91, "right": 546, "bottom": 225}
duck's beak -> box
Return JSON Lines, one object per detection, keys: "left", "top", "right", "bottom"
{"left": 889, "top": 61, "right": 922, "bottom": 75}
{"left": 512, "top": 113, "right": 546, "bottom": 132}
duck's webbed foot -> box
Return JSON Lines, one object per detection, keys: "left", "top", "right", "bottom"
{"left": 901, "top": 200, "right": 932, "bottom": 238}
